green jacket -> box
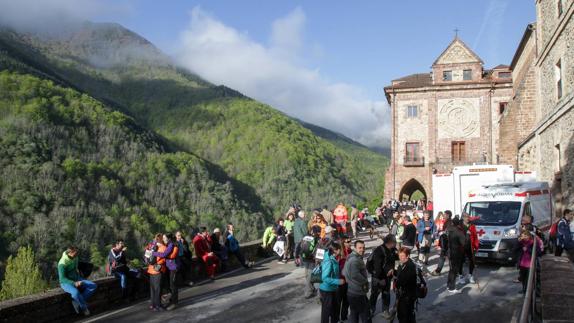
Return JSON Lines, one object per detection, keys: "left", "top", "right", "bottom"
{"left": 293, "top": 218, "right": 308, "bottom": 245}
{"left": 262, "top": 227, "right": 276, "bottom": 247}
{"left": 58, "top": 251, "right": 80, "bottom": 285}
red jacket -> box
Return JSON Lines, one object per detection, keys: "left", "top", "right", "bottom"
{"left": 193, "top": 235, "right": 211, "bottom": 258}
{"left": 468, "top": 224, "right": 479, "bottom": 251}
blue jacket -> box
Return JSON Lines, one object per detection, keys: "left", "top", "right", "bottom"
{"left": 417, "top": 219, "right": 435, "bottom": 243}
{"left": 320, "top": 252, "right": 340, "bottom": 292}
{"left": 557, "top": 218, "right": 574, "bottom": 250}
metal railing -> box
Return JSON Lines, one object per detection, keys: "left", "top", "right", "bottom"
{"left": 519, "top": 237, "right": 540, "bottom": 323}
{"left": 403, "top": 156, "right": 425, "bottom": 166}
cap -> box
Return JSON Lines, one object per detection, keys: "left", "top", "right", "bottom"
{"left": 213, "top": 228, "right": 221, "bottom": 233}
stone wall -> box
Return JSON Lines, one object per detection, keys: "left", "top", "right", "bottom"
{"left": 0, "top": 240, "right": 265, "bottom": 323}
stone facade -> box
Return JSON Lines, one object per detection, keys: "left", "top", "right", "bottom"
{"left": 516, "top": 0, "right": 574, "bottom": 214}
{"left": 384, "top": 38, "right": 512, "bottom": 201}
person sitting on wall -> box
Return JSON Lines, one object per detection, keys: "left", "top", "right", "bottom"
{"left": 58, "top": 246, "right": 97, "bottom": 316}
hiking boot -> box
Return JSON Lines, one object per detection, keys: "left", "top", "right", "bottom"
{"left": 82, "top": 308, "right": 91, "bottom": 316}
{"left": 468, "top": 275, "right": 476, "bottom": 284}
{"left": 71, "top": 300, "right": 80, "bottom": 314}
{"left": 447, "top": 288, "right": 461, "bottom": 294}
{"left": 456, "top": 275, "right": 466, "bottom": 285}
{"left": 381, "top": 310, "right": 392, "bottom": 319}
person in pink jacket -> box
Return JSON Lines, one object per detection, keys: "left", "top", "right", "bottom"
{"left": 517, "top": 229, "right": 543, "bottom": 294}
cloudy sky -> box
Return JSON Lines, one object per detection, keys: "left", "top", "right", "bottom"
{"left": 0, "top": 0, "right": 535, "bottom": 148}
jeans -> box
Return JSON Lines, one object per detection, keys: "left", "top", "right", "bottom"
{"left": 320, "top": 290, "right": 339, "bottom": 323}
{"left": 60, "top": 280, "right": 97, "bottom": 311}
{"left": 347, "top": 294, "right": 371, "bottom": 323}
{"left": 302, "top": 260, "right": 316, "bottom": 297}
{"left": 113, "top": 270, "right": 139, "bottom": 298}
{"left": 370, "top": 278, "right": 391, "bottom": 314}
{"left": 149, "top": 274, "right": 162, "bottom": 308}
{"left": 230, "top": 249, "right": 248, "bottom": 268}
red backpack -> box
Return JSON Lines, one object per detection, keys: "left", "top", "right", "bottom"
{"left": 549, "top": 221, "right": 559, "bottom": 239}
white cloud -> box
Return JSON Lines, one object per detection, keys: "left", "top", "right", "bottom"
{"left": 472, "top": 0, "right": 509, "bottom": 64}
{"left": 177, "top": 6, "right": 390, "bottom": 148}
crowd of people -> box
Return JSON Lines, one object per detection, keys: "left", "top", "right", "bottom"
{"left": 57, "top": 197, "right": 570, "bottom": 322}
{"left": 57, "top": 223, "right": 252, "bottom": 316}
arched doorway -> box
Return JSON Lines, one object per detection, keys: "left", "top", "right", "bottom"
{"left": 398, "top": 178, "right": 427, "bottom": 201}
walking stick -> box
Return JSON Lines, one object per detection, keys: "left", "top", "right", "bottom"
{"left": 471, "top": 249, "right": 480, "bottom": 290}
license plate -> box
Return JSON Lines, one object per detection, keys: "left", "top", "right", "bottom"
{"left": 475, "top": 252, "right": 488, "bottom": 258}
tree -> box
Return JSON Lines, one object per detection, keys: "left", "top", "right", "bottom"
{"left": 0, "top": 246, "right": 48, "bottom": 300}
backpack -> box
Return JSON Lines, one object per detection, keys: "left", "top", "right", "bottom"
{"left": 549, "top": 221, "right": 558, "bottom": 239}
{"left": 144, "top": 242, "right": 157, "bottom": 266}
{"left": 300, "top": 236, "right": 317, "bottom": 259}
{"left": 310, "top": 264, "right": 323, "bottom": 283}
{"left": 416, "top": 266, "right": 428, "bottom": 299}
{"left": 366, "top": 246, "right": 386, "bottom": 275}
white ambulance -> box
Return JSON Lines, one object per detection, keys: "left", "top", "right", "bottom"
{"left": 432, "top": 164, "right": 515, "bottom": 217}
{"left": 463, "top": 181, "right": 552, "bottom": 263}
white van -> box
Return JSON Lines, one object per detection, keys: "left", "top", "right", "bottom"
{"left": 463, "top": 182, "right": 553, "bottom": 263}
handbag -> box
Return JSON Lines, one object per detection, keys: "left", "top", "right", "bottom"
{"left": 273, "top": 240, "right": 285, "bottom": 257}
{"left": 310, "top": 264, "right": 323, "bottom": 283}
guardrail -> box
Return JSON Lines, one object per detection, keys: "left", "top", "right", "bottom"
{"left": 519, "top": 237, "right": 540, "bottom": 323}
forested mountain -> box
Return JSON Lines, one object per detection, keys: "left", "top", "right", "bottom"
{"left": 0, "top": 22, "right": 388, "bottom": 280}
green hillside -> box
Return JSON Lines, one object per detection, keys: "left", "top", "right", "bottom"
{"left": 0, "top": 70, "right": 267, "bottom": 277}
{"left": 0, "top": 22, "right": 389, "bottom": 215}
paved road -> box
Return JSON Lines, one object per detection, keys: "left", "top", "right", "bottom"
{"left": 83, "top": 228, "right": 523, "bottom": 323}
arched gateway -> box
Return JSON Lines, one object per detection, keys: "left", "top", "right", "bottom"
{"left": 398, "top": 178, "right": 427, "bottom": 201}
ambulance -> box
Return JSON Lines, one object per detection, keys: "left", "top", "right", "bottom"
{"left": 463, "top": 181, "right": 553, "bottom": 263}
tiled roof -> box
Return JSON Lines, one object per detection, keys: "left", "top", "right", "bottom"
{"left": 388, "top": 73, "right": 432, "bottom": 89}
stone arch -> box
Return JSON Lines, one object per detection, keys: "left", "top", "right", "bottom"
{"left": 398, "top": 178, "right": 427, "bottom": 201}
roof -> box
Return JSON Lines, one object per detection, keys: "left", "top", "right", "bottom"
{"left": 492, "top": 64, "right": 510, "bottom": 70}
{"left": 388, "top": 73, "right": 432, "bottom": 89}
{"left": 510, "top": 23, "right": 536, "bottom": 70}
{"left": 432, "top": 37, "right": 484, "bottom": 65}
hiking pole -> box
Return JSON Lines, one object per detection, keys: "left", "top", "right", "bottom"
{"left": 471, "top": 250, "right": 480, "bottom": 290}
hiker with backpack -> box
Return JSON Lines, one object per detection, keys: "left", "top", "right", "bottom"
{"left": 147, "top": 234, "right": 166, "bottom": 312}
{"left": 393, "top": 247, "right": 419, "bottom": 323}
{"left": 299, "top": 226, "right": 321, "bottom": 298}
{"left": 58, "top": 246, "right": 97, "bottom": 316}
{"left": 319, "top": 242, "right": 346, "bottom": 323}
{"left": 152, "top": 233, "right": 180, "bottom": 310}
{"left": 416, "top": 211, "right": 434, "bottom": 265}
{"left": 343, "top": 240, "right": 370, "bottom": 323}
{"left": 368, "top": 234, "right": 399, "bottom": 319}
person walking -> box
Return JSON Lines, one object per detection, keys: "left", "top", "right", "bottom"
{"left": 447, "top": 218, "right": 466, "bottom": 293}
{"left": 370, "top": 234, "right": 398, "bottom": 318}
{"left": 320, "top": 242, "right": 346, "bottom": 323}
{"left": 58, "top": 246, "right": 97, "bottom": 316}
{"left": 416, "top": 211, "right": 434, "bottom": 265}
{"left": 459, "top": 213, "right": 479, "bottom": 284}
{"left": 350, "top": 205, "right": 359, "bottom": 238}
{"left": 343, "top": 240, "right": 370, "bottom": 323}
{"left": 394, "top": 247, "right": 417, "bottom": 323}
{"left": 431, "top": 210, "right": 452, "bottom": 276}
{"left": 401, "top": 216, "right": 417, "bottom": 254}
{"left": 557, "top": 209, "right": 574, "bottom": 261}
{"left": 517, "top": 229, "right": 543, "bottom": 294}
{"left": 299, "top": 226, "right": 321, "bottom": 298}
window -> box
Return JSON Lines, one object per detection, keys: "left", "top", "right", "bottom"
{"left": 558, "top": 0, "right": 564, "bottom": 16}
{"left": 452, "top": 141, "right": 466, "bottom": 162}
{"left": 556, "top": 59, "right": 563, "bottom": 99}
{"left": 499, "top": 102, "right": 508, "bottom": 115}
{"left": 443, "top": 70, "right": 452, "bottom": 81}
{"left": 405, "top": 143, "right": 420, "bottom": 162}
{"left": 407, "top": 105, "right": 418, "bottom": 118}
{"left": 463, "top": 69, "right": 472, "bottom": 81}
{"left": 498, "top": 72, "right": 512, "bottom": 79}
